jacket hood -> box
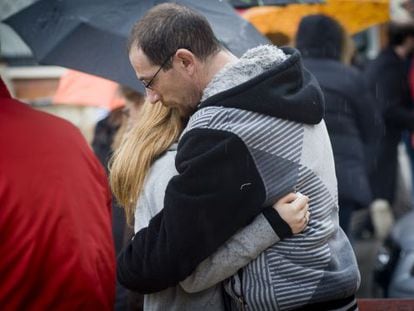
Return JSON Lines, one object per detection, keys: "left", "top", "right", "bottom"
{"left": 199, "top": 45, "right": 324, "bottom": 125}
{"left": 295, "top": 15, "right": 344, "bottom": 61}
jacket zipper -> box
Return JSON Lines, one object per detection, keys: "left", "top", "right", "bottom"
{"left": 232, "top": 269, "right": 247, "bottom": 310}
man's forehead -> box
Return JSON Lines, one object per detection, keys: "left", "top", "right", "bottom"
{"left": 130, "top": 47, "right": 153, "bottom": 77}
{"left": 130, "top": 46, "right": 150, "bottom": 63}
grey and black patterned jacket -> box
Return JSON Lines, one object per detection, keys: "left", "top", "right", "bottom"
{"left": 118, "top": 45, "right": 360, "bottom": 310}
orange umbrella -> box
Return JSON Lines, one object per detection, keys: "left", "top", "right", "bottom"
{"left": 242, "top": 0, "right": 390, "bottom": 40}
{"left": 53, "top": 70, "right": 125, "bottom": 110}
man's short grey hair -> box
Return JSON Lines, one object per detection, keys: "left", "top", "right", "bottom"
{"left": 128, "top": 3, "right": 222, "bottom": 69}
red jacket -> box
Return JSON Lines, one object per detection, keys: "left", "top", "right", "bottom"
{"left": 0, "top": 78, "right": 115, "bottom": 310}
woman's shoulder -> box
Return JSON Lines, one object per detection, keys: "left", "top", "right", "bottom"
{"left": 134, "top": 145, "right": 178, "bottom": 231}
{"left": 146, "top": 145, "right": 178, "bottom": 185}
{"left": 152, "top": 145, "right": 177, "bottom": 169}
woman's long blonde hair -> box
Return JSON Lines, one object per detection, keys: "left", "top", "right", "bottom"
{"left": 109, "top": 101, "right": 184, "bottom": 225}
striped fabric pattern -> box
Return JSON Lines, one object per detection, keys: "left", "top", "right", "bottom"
{"left": 183, "top": 106, "right": 304, "bottom": 207}
{"left": 183, "top": 106, "right": 358, "bottom": 310}
{"left": 243, "top": 165, "right": 337, "bottom": 310}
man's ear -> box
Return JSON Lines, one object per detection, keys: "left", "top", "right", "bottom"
{"left": 175, "top": 48, "right": 196, "bottom": 74}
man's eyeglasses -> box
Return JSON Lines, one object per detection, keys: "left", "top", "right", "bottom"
{"left": 142, "top": 52, "right": 175, "bottom": 90}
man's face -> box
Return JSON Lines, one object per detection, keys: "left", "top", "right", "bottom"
{"left": 129, "top": 46, "right": 199, "bottom": 117}
{"left": 402, "top": 0, "right": 414, "bottom": 18}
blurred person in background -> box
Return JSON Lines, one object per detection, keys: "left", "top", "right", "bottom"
{"left": 92, "top": 106, "right": 124, "bottom": 171}
{"left": 111, "top": 86, "right": 146, "bottom": 152}
{"left": 111, "top": 99, "right": 310, "bottom": 310}
{"left": 402, "top": 0, "right": 414, "bottom": 205}
{"left": 92, "top": 85, "right": 145, "bottom": 256}
{"left": 0, "top": 77, "right": 115, "bottom": 310}
{"left": 295, "top": 14, "right": 381, "bottom": 237}
{"left": 91, "top": 85, "right": 145, "bottom": 311}
{"left": 364, "top": 22, "right": 414, "bottom": 236}
{"left": 93, "top": 86, "right": 145, "bottom": 172}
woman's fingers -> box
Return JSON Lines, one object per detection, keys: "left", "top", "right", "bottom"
{"left": 277, "top": 192, "right": 298, "bottom": 204}
{"left": 304, "top": 210, "right": 310, "bottom": 224}
{"left": 301, "top": 210, "right": 310, "bottom": 230}
{"left": 272, "top": 192, "right": 311, "bottom": 234}
{"left": 291, "top": 194, "right": 309, "bottom": 212}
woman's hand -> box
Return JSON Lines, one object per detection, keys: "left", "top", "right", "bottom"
{"left": 273, "top": 192, "right": 310, "bottom": 234}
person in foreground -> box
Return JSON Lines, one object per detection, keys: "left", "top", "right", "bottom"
{"left": 111, "top": 100, "right": 310, "bottom": 310}
{"left": 116, "top": 3, "right": 360, "bottom": 310}
{"left": 0, "top": 77, "right": 115, "bottom": 310}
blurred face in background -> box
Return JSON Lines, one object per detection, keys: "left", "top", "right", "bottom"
{"left": 124, "top": 98, "right": 144, "bottom": 128}
{"left": 118, "top": 86, "right": 145, "bottom": 129}
{"left": 402, "top": 0, "right": 414, "bottom": 18}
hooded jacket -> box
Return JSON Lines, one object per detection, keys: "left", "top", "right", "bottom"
{"left": 118, "top": 46, "right": 360, "bottom": 309}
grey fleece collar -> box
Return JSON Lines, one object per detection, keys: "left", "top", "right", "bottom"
{"left": 201, "top": 45, "right": 288, "bottom": 102}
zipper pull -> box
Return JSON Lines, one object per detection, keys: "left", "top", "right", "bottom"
{"left": 238, "top": 296, "right": 247, "bottom": 311}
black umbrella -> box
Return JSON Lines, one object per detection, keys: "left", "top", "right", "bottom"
{"left": 4, "top": 0, "right": 269, "bottom": 92}
{"left": 229, "top": 0, "right": 324, "bottom": 8}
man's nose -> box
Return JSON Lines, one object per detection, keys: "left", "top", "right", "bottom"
{"left": 146, "top": 89, "right": 160, "bottom": 104}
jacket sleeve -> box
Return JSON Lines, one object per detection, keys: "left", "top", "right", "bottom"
{"left": 179, "top": 212, "right": 282, "bottom": 293}
{"left": 117, "top": 128, "right": 290, "bottom": 293}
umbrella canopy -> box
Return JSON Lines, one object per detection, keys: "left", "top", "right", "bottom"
{"left": 53, "top": 70, "right": 125, "bottom": 110}
{"left": 229, "top": 0, "right": 324, "bottom": 8}
{"left": 242, "top": 0, "right": 389, "bottom": 39}
{"left": 4, "top": 0, "right": 269, "bottom": 93}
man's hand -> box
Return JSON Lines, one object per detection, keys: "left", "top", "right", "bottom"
{"left": 273, "top": 192, "right": 309, "bottom": 234}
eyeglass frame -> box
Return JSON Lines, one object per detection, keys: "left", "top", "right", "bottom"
{"left": 142, "top": 51, "right": 176, "bottom": 90}
{"left": 141, "top": 47, "right": 192, "bottom": 90}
